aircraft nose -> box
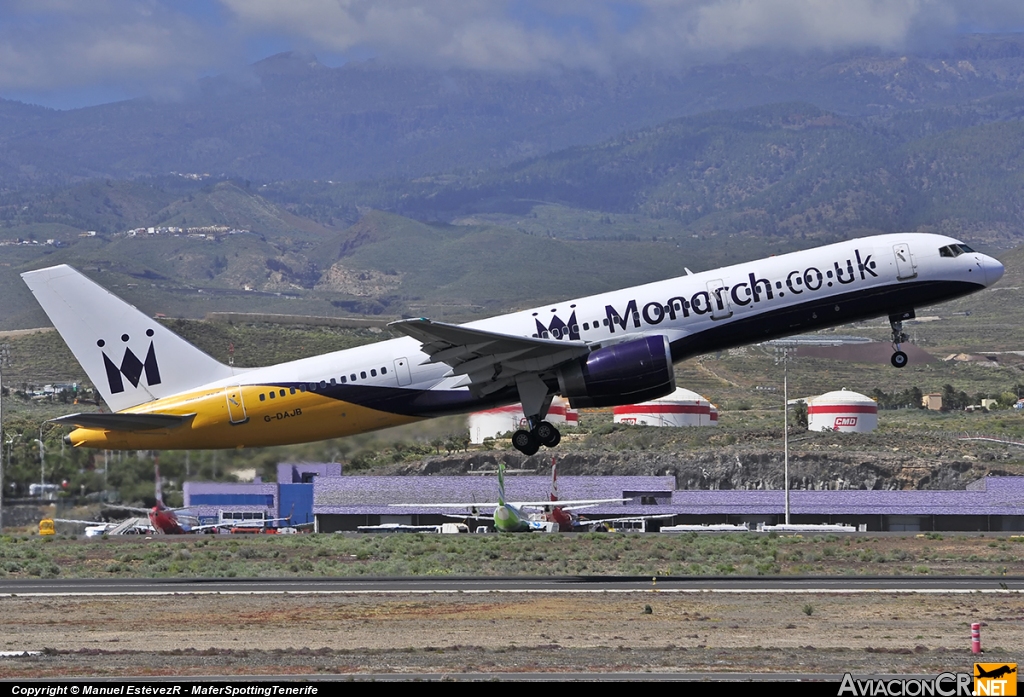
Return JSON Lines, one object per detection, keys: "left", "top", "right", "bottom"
{"left": 982, "top": 255, "right": 1005, "bottom": 287}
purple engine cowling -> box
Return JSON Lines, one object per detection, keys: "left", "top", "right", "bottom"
{"left": 556, "top": 335, "right": 676, "bottom": 409}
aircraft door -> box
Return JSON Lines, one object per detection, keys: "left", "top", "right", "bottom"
{"left": 893, "top": 243, "right": 917, "bottom": 280}
{"left": 224, "top": 385, "right": 248, "bottom": 424}
{"left": 707, "top": 279, "right": 733, "bottom": 320}
{"left": 394, "top": 357, "right": 412, "bottom": 386}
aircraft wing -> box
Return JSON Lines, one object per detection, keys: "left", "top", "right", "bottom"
{"left": 443, "top": 512, "right": 494, "bottom": 521}
{"left": 49, "top": 412, "right": 197, "bottom": 431}
{"left": 388, "top": 318, "right": 590, "bottom": 396}
{"left": 512, "top": 498, "right": 630, "bottom": 510}
{"left": 389, "top": 498, "right": 628, "bottom": 511}
{"left": 389, "top": 503, "right": 499, "bottom": 510}
{"left": 576, "top": 514, "right": 675, "bottom": 526}
{"left": 103, "top": 504, "right": 150, "bottom": 514}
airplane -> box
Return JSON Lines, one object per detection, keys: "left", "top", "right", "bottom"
{"left": 22, "top": 233, "right": 1003, "bottom": 456}
{"left": 389, "top": 461, "right": 632, "bottom": 532}
{"left": 542, "top": 459, "right": 672, "bottom": 531}
{"left": 56, "top": 464, "right": 292, "bottom": 535}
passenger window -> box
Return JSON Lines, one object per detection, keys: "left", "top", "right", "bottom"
{"left": 330, "top": 378, "right": 336, "bottom": 385}
{"left": 351, "top": 374, "right": 356, "bottom": 381}
{"left": 259, "top": 394, "right": 266, "bottom": 402}
{"left": 571, "top": 324, "right": 579, "bottom": 333}
{"left": 269, "top": 392, "right": 276, "bottom": 399}
{"left": 360, "top": 371, "right": 367, "bottom": 379}
{"left": 289, "top": 387, "right": 296, "bottom": 395}
{"left": 583, "top": 323, "right": 589, "bottom": 331}
{"left": 371, "top": 369, "right": 377, "bottom": 377}
{"left": 381, "top": 367, "right": 387, "bottom": 374}
{"left": 279, "top": 389, "right": 286, "bottom": 397}
{"left": 319, "top": 381, "right": 327, "bottom": 389}
{"left": 340, "top": 376, "right": 346, "bottom": 384}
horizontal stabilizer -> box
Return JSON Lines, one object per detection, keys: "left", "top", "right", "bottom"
{"left": 49, "top": 412, "right": 196, "bottom": 432}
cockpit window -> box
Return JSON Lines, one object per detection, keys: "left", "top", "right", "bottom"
{"left": 939, "top": 244, "right": 975, "bottom": 258}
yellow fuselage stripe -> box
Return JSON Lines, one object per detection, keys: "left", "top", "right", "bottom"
{"left": 67, "top": 385, "right": 420, "bottom": 449}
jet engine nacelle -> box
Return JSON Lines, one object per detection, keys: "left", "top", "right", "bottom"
{"left": 557, "top": 335, "right": 676, "bottom": 409}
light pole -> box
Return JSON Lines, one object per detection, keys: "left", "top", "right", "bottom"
{"left": 37, "top": 425, "right": 46, "bottom": 497}
{"left": 772, "top": 343, "right": 795, "bottom": 525}
{"left": 0, "top": 344, "right": 5, "bottom": 530}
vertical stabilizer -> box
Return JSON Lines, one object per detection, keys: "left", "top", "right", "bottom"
{"left": 154, "top": 462, "right": 163, "bottom": 506}
{"left": 22, "top": 265, "right": 235, "bottom": 411}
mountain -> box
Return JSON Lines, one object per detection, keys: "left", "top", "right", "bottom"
{"left": 3, "top": 36, "right": 1024, "bottom": 186}
{"left": 266, "top": 102, "right": 1024, "bottom": 245}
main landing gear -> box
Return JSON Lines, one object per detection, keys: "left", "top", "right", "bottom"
{"left": 510, "top": 373, "right": 562, "bottom": 456}
{"left": 889, "top": 311, "right": 913, "bottom": 368}
{"left": 512, "top": 420, "right": 561, "bottom": 457}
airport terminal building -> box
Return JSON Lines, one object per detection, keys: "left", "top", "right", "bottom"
{"left": 185, "top": 465, "right": 1024, "bottom": 533}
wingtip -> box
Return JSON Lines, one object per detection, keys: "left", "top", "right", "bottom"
{"left": 387, "top": 317, "right": 430, "bottom": 328}
{"left": 20, "top": 264, "right": 75, "bottom": 282}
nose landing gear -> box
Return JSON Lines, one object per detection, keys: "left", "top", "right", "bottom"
{"left": 889, "top": 311, "right": 914, "bottom": 368}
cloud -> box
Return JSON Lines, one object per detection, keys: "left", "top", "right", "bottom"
{"left": 3, "top": 0, "right": 1024, "bottom": 107}
{"left": 221, "top": 0, "right": 1024, "bottom": 72}
{"left": 0, "top": 0, "right": 233, "bottom": 100}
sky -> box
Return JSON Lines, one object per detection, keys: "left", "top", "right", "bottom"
{"left": 2, "top": 0, "right": 1024, "bottom": 110}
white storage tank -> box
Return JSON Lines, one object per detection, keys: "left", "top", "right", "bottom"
{"left": 806, "top": 389, "right": 878, "bottom": 433}
{"left": 469, "top": 396, "right": 577, "bottom": 444}
{"left": 612, "top": 387, "right": 718, "bottom": 427}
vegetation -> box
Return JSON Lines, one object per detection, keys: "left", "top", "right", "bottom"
{"left": 2, "top": 532, "right": 1022, "bottom": 579}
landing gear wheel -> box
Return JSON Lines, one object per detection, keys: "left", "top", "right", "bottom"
{"left": 534, "top": 421, "right": 561, "bottom": 448}
{"left": 512, "top": 429, "right": 540, "bottom": 456}
{"left": 888, "top": 313, "right": 912, "bottom": 369}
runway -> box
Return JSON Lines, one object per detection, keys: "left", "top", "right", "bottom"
{"left": 1, "top": 575, "right": 1023, "bottom": 596}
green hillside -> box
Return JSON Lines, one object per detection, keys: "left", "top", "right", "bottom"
{"left": 308, "top": 103, "right": 1024, "bottom": 246}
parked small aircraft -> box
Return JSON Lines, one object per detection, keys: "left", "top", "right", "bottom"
{"left": 55, "top": 465, "right": 291, "bottom": 535}
{"left": 543, "top": 460, "right": 673, "bottom": 531}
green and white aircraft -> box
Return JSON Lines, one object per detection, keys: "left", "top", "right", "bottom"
{"left": 392, "top": 462, "right": 663, "bottom": 532}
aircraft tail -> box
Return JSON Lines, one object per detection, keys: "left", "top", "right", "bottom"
{"left": 22, "top": 265, "right": 235, "bottom": 412}
{"left": 154, "top": 462, "right": 163, "bottom": 507}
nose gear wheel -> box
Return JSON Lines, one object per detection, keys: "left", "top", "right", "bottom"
{"left": 888, "top": 314, "right": 911, "bottom": 368}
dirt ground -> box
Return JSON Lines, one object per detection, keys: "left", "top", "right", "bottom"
{"left": 0, "top": 591, "right": 1020, "bottom": 678}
